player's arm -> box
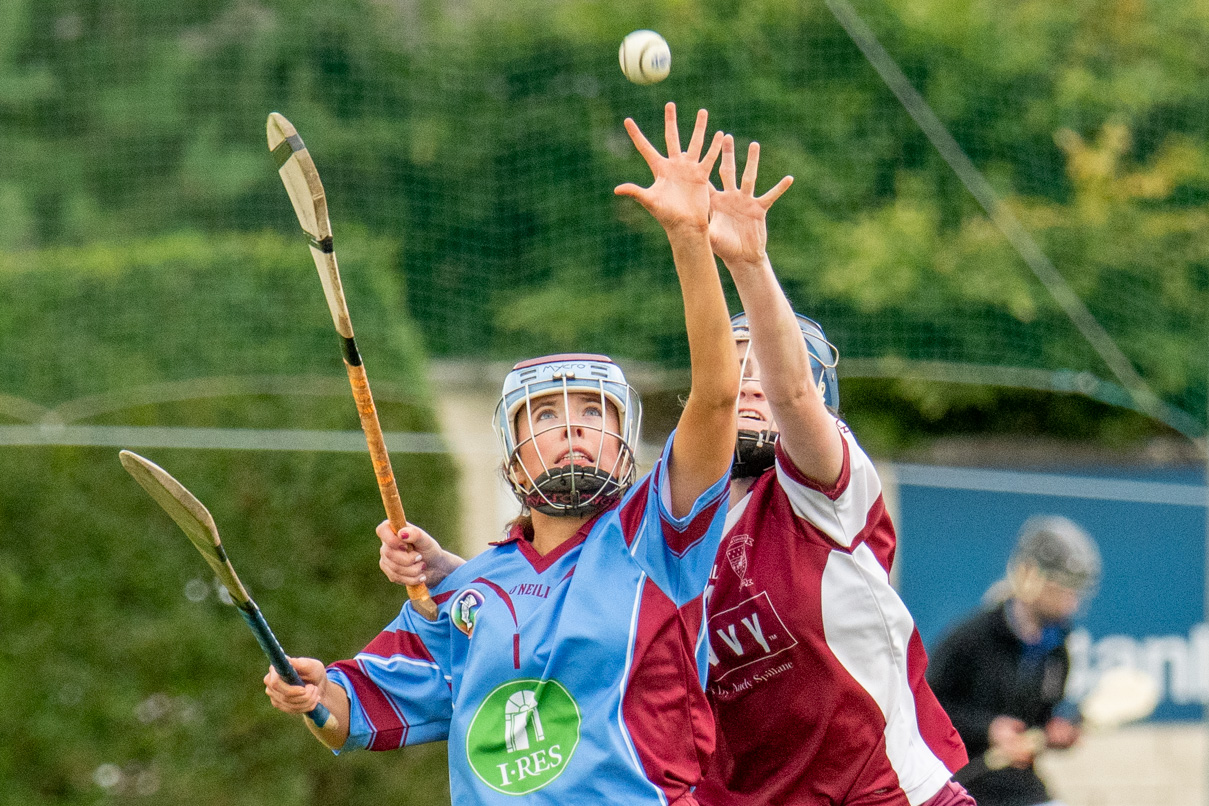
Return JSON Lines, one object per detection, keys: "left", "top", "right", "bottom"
{"left": 709, "top": 136, "right": 843, "bottom": 486}
{"left": 615, "top": 103, "right": 738, "bottom": 517}
{"left": 376, "top": 520, "right": 465, "bottom": 589}
{"left": 265, "top": 657, "right": 351, "bottom": 751}
{"left": 269, "top": 609, "right": 455, "bottom": 753}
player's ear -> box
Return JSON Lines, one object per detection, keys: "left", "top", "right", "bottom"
{"left": 501, "top": 458, "right": 533, "bottom": 492}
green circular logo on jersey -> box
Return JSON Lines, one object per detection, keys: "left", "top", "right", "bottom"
{"left": 465, "top": 678, "right": 581, "bottom": 795}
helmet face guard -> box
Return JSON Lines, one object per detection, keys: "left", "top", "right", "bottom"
{"left": 730, "top": 312, "right": 839, "bottom": 478}
{"left": 495, "top": 354, "right": 641, "bottom": 517}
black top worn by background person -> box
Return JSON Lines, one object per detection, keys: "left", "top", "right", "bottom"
{"left": 926, "top": 601, "right": 1070, "bottom": 806}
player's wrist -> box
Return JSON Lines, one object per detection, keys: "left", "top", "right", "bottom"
{"left": 664, "top": 216, "right": 711, "bottom": 240}
{"left": 720, "top": 253, "right": 770, "bottom": 274}
{"left": 436, "top": 550, "right": 466, "bottom": 576}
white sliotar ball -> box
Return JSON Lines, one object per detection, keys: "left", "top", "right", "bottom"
{"left": 619, "top": 30, "right": 671, "bottom": 85}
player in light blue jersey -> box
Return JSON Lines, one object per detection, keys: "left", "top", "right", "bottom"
{"left": 264, "top": 102, "right": 742, "bottom": 805}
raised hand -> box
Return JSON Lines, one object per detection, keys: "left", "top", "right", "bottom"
{"left": 615, "top": 102, "right": 724, "bottom": 235}
{"left": 708, "top": 135, "right": 793, "bottom": 269}
{"left": 615, "top": 102, "right": 738, "bottom": 518}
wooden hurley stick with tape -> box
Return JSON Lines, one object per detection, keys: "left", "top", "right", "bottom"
{"left": 266, "top": 112, "right": 437, "bottom": 621}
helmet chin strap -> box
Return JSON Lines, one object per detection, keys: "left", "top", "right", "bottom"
{"left": 732, "top": 429, "right": 777, "bottom": 478}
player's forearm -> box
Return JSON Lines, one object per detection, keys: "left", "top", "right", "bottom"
{"left": 667, "top": 230, "right": 738, "bottom": 514}
{"left": 672, "top": 232, "right": 739, "bottom": 409}
{"left": 728, "top": 255, "right": 842, "bottom": 482}
{"left": 726, "top": 256, "right": 815, "bottom": 407}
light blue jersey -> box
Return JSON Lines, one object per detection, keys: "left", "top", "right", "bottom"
{"left": 327, "top": 432, "right": 729, "bottom": 805}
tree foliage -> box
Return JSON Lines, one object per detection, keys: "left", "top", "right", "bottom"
{"left": 3, "top": 0, "right": 1204, "bottom": 431}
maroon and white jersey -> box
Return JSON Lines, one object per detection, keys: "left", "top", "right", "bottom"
{"left": 696, "top": 419, "right": 967, "bottom": 806}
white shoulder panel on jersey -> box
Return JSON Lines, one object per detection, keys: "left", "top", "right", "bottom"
{"left": 722, "top": 490, "right": 752, "bottom": 534}
{"left": 821, "top": 543, "right": 951, "bottom": 805}
{"left": 775, "top": 420, "right": 882, "bottom": 548}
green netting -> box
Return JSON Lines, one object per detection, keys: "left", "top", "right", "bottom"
{"left": 0, "top": 231, "right": 426, "bottom": 407}
{"left": 0, "top": 445, "right": 456, "bottom": 806}
{"left": 0, "top": 227, "right": 457, "bottom": 805}
{"left": 5, "top": 0, "right": 1206, "bottom": 437}
{"left": 0, "top": 181, "right": 458, "bottom": 806}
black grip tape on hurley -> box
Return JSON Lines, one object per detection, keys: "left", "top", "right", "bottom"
{"left": 341, "top": 336, "right": 362, "bottom": 367}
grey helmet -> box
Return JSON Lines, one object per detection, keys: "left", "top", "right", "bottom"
{"left": 730, "top": 311, "right": 839, "bottom": 478}
{"left": 495, "top": 353, "right": 641, "bottom": 516}
{"left": 1009, "top": 515, "right": 1102, "bottom": 594}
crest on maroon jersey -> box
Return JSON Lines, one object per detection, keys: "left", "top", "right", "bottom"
{"left": 725, "top": 534, "right": 754, "bottom": 588}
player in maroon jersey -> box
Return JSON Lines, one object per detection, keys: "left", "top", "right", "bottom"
{"left": 689, "top": 134, "right": 972, "bottom": 806}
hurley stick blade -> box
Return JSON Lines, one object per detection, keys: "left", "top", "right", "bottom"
{"left": 119, "top": 450, "right": 251, "bottom": 604}
{"left": 267, "top": 112, "right": 354, "bottom": 339}
{"left": 119, "top": 450, "right": 337, "bottom": 732}
{"left": 1080, "top": 666, "right": 1161, "bottom": 729}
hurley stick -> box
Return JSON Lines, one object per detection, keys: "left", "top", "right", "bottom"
{"left": 266, "top": 112, "right": 437, "bottom": 621}
{"left": 958, "top": 665, "right": 1161, "bottom": 784}
{"left": 119, "top": 450, "right": 337, "bottom": 735}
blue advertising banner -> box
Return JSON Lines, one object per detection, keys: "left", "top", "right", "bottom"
{"left": 894, "top": 463, "right": 1207, "bottom": 722}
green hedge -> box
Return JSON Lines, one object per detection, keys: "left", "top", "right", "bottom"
{"left": 0, "top": 232, "right": 458, "bottom": 805}
{"left": 0, "top": 229, "right": 428, "bottom": 408}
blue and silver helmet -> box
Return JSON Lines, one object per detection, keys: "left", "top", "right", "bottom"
{"left": 730, "top": 312, "right": 839, "bottom": 478}
{"left": 730, "top": 311, "right": 839, "bottom": 412}
{"left": 495, "top": 353, "right": 642, "bottom": 516}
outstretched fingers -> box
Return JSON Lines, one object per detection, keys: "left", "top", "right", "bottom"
{"left": 622, "top": 117, "right": 661, "bottom": 168}
{"left": 735, "top": 138, "right": 794, "bottom": 209}
{"left": 718, "top": 134, "right": 739, "bottom": 191}
{"left": 613, "top": 182, "right": 644, "bottom": 201}
{"left": 758, "top": 174, "right": 795, "bottom": 208}
{"left": 615, "top": 117, "right": 658, "bottom": 202}
{"left": 740, "top": 141, "right": 761, "bottom": 194}
{"left": 666, "top": 103, "right": 721, "bottom": 168}
{"left": 684, "top": 107, "right": 709, "bottom": 159}
{"left": 663, "top": 102, "right": 683, "bottom": 157}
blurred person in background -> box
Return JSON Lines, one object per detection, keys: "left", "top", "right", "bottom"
{"left": 927, "top": 515, "right": 1102, "bottom": 806}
